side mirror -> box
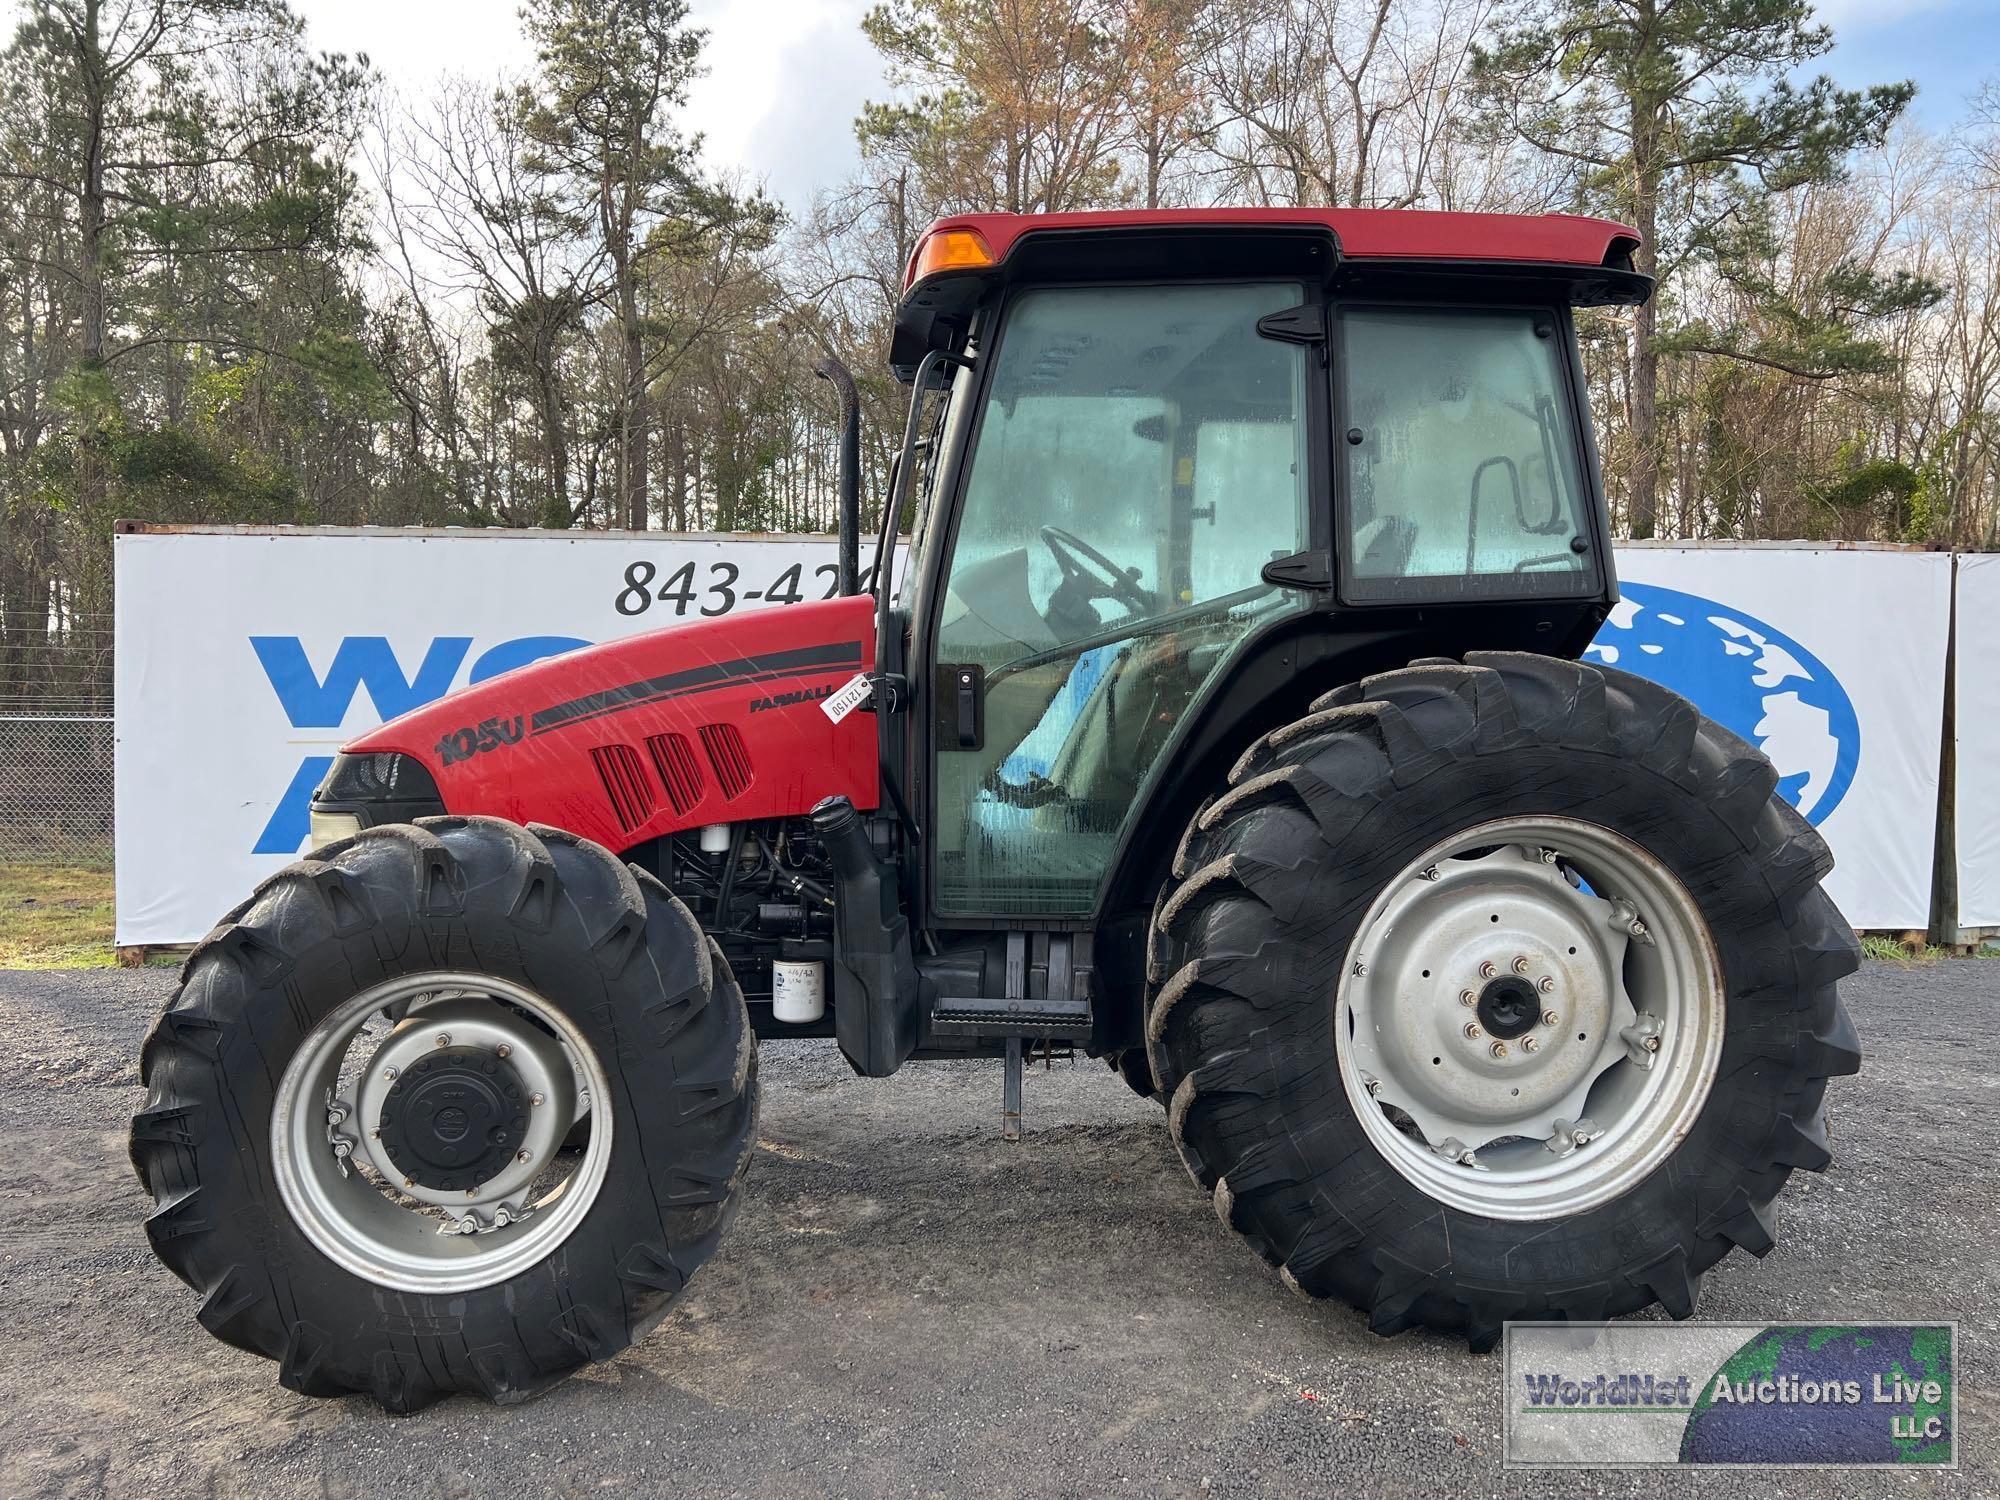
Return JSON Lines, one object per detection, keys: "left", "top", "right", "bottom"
{"left": 1261, "top": 549, "right": 1333, "bottom": 591}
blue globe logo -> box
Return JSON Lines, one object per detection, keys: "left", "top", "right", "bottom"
{"left": 1586, "top": 581, "right": 1860, "bottom": 825}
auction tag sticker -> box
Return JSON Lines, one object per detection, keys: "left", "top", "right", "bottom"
{"left": 1503, "top": 1322, "right": 1956, "bottom": 1469}
{"left": 820, "top": 673, "right": 874, "bottom": 724}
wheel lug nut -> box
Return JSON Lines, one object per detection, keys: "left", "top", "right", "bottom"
{"left": 1543, "top": 1009, "right": 1560, "bottom": 1027}
{"left": 496, "top": 1043, "right": 512, "bottom": 1059}
{"left": 382, "top": 1066, "right": 399, "bottom": 1081}
{"left": 1479, "top": 961, "right": 1496, "bottom": 979}
{"left": 1512, "top": 955, "right": 1530, "bottom": 975}
{"left": 516, "top": 1149, "right": 533, "bottom": 1164}
{"left": 530, "top": 1092, "right": 545, "bottom": 1106}
{"left": 1458, "top": 989, "right": 1477, "bottom": 1007}
{"left": 1522, "top": 1036, "right": 1539, "bottom": 1054}
{"left": 434, "top": 1033, "right": 451, "bottom": 1048}
{"left": 1489, "top": 1041, "right": 1508, "bottom": 1059}
{"left": 1464, "top": 1022, "right": 1482, "bottom": 1039}
{"left": 1537, "top": 975, "right": 1556, "bottom": 993}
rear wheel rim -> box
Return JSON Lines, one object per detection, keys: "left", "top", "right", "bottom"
{"left": 271, "top": 971, "right": 614, "bottom": 1293}
{"left": 1335, "top": 815, "right": 1724, "bottom": 1221}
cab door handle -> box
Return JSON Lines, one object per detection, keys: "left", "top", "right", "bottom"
{"left": 936, "top": 663, "right": 984, "bottom": 750}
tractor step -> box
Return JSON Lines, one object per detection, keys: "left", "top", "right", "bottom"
{"left": 926, "top": 932, "right": 1093, "bottom": 1140}
{"left": 926, "top": 928, "right": 1093, "bottom": 1040}
{"left": 926, "top": 994, "right": 1094, "bottom": 1040}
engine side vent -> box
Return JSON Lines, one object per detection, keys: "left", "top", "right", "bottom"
{"left": 699, "top": 722, "right": 754, "bottom": 800}
{"left": 646, "top": 732, "right": 706, "bottom": 816}
{"left": 590, "top": 743, "right": 655, "bottom": 832}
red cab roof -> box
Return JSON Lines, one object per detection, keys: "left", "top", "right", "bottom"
{"left": 904, "top": 207, "right": 1641, "bottom": 291}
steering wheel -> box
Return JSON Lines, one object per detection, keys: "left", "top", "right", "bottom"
{"left": 1040, "top": 526, "right": 1155, "bottom": 617}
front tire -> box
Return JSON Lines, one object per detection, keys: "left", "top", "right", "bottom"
{"left": 1145, "top": 654, "right": 1860, "bottom": 1348}
{"left": 130, "top": 816, "right": 757, "bottom": 1410}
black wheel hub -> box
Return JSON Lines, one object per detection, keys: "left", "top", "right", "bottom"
{"left": 377, "top": 1047, "right": 530, "bottom": 1192}
{"left": 1477, "top": 975, "right": 1540, "bottom": 1040}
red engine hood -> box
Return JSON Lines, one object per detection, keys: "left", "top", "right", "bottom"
{"left": 346, "top": 595, "right": 880, "bottom": 851}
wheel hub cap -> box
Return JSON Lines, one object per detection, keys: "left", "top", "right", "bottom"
{"left": 1476, "top": 976, "right": 1538, "bottom": 1039}
{"left": 378, "top": 1047, "right": 530, "bottom": 1193}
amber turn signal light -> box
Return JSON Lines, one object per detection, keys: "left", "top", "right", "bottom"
{"left": 908, "top": 227, "right": 996, "bottom": 287}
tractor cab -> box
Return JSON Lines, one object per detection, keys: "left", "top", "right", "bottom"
{"left": 854, "top": 209, "right": 1646, "bottom": 1091}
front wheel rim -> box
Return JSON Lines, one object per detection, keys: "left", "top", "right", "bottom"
{"left": 1335, "top": 815, "right": 1724, "bottom": 1221}
{"left": 271, "top": 971, "right": 614, "bottom": 1293}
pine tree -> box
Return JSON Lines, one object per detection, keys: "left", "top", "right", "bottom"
{"left": 859, "top": 0, "right": 1132, "bottom": 214}
{"left": 1474, "top": 0, "right": 1913, "bottom": 536}
{"left": 513, "top": 0, "right": 776, "bottom": 532}
{"left": 0, "top": 0, "right": 368, "bottom": 621}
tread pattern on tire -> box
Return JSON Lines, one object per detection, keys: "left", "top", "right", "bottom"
{"left": 1144, "top": 653, "right": 1860, "bottom": 1349}
{"left": 131, "top": 815, "right": 758, "bottom": 1411}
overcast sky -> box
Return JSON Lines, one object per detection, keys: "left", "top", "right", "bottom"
{"left": 288, "top": 0, "right": 2000, "bottom": 206}
{"left": 294, "top": 0, "right": 882, "bottom": 209}
{"left": 0, "top": 0, "right": 1992, "bottom": 210}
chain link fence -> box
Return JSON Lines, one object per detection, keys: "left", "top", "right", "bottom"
{"left": 0, "top": 613, "right": 113, "bottom": 865}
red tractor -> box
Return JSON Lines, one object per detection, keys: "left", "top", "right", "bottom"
{"left": 131, "top": 207, "right": 1858, "bottom": 1411}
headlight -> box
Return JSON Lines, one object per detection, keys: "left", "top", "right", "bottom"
{"left": 307, "top": 810, "right": 364, "bottom": 852}
{"left": 316, "top": 751, "right": 443, "bottom": 805}
{"left": 310, "top": 751, "right": 446, "bottom": 839}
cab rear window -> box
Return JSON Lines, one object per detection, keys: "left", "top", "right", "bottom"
{"left": 1338, "top": 306, "right": 1596, "bottom": 602}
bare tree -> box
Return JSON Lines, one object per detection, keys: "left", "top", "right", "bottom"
{"left": 372, "top": 78, "right": 608, "bottom": 525}
{"left": 1197, "top": 0, "right": 1495, "bottom": 208}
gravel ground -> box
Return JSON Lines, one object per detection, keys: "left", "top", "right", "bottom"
{"left": 0, "top": 959, "right": 1990, "bottom": 1499}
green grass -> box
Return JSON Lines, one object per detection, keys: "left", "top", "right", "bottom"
{"left": 1858, "top": 933, "right": 2000, "bottom": 963}
{"left": 1861, "top": 934, "right": 1918, "bottom": 962}
{"left": 0, "top": 858, "right": 125, "bottom": 968}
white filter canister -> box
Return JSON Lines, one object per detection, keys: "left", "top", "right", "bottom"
{"left": 699, "top": 822, "right": 733, "bottom": 854}
{"left": 771, "top": 960, "right": 826, "bottom": 1024}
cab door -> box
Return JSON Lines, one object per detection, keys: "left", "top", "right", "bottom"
{"left": 922, "top": 280, "right": 1316, "bottom": 919}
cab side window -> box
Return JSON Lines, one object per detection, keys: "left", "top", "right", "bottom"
{"left": 1339, "top": 307, "right": 1592, "bottom": 600}
{"left": 930, "top": 281, "right": 1311, "bottom": 916}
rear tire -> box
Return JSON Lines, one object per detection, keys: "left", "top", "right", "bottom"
{"left": 130, "top": 816, "right": 757, "bottom": 1410}
{"left": 1105, "top": 1046, "right": 1161, "bottom": 1101}
{"left": 1145, "top": 653, "right": 1859, "bottom": 1348}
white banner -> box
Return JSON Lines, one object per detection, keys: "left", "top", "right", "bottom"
{"left": 115, "top": 531, "right": 1949, "bottom": 943}
{"left": 1595, "top": 547, "right": 1951, "bottom": 931}
{"left": 1956, "top": 554, "right": 2000, "bottom": 928}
